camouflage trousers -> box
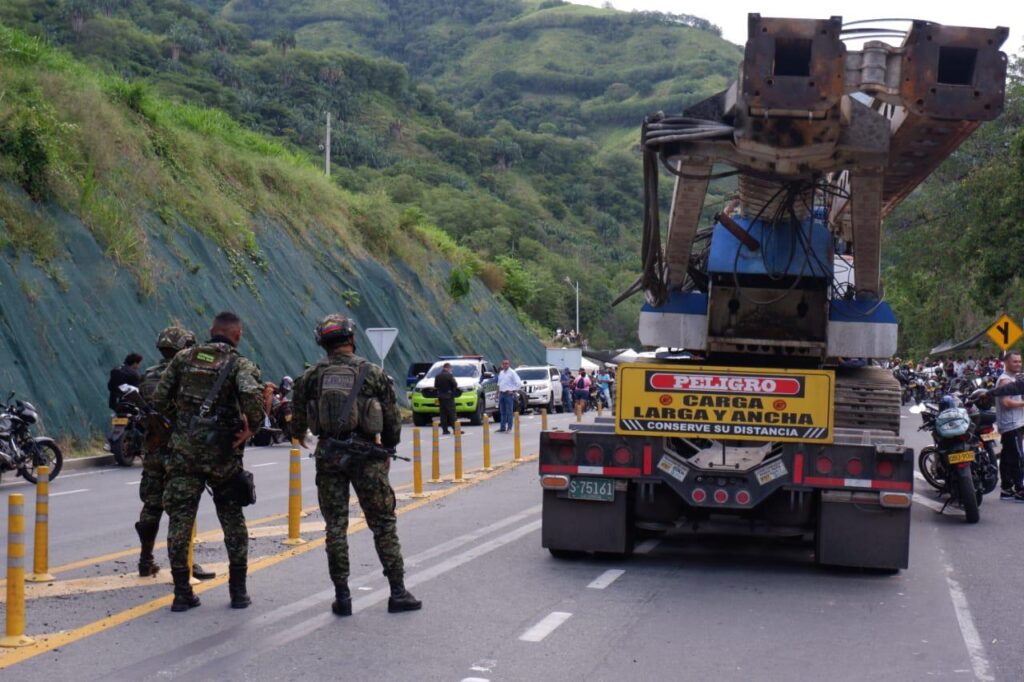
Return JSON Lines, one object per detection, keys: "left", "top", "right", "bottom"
{"left": 137, "top": 453, "right": 166, "bottom": 528}
{"left": 315, "top": 456, "right": 404, "bottom": 585}
{"left": 163, "top": 456, "right": 248, "bottom": 570}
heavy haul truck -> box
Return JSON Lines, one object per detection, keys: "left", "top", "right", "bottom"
{"left": 538, "top": 15, "right": 1009, "bottom": 570}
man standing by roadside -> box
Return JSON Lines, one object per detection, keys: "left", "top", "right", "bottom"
{"left": 988, "top": 350, "right": 1024, "bottom": 500}
{"left": 497, "top": 359, "right": 522, "bottom": 433}
{"left": 435, "top": 362, "right": 458, "bottom": 436}
{"left": 290, "top": 314, "right": 420, "bottom": 617}
{"left": 152, "top": 311, "right": 264, "bottom": 612}
{"left": 134, "top": 326, "right": 215, "bottom": 581}
{"left": 560, "top": 367, "right": 573, "bottom": 413}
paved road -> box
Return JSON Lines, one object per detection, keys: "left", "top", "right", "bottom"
{"left": 1, "top": 406, "right": 1022, "bottom": 680}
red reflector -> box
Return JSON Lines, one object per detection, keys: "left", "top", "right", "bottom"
{"left": 846, "top": 458, "right": 864, "bottom": 476}
{"left": 692, "top": 488, "right": 707, "bottom": 503}
{"left": 613, "top": 447, "right": 632, "bottom": 466}
{"left": 735, "top": 490, "right": 751, "bottom": 505}
{"left": 876, "top": 459, "right": 894, "bottom": 478}
{"left": 547, "top": 431, "right": 573, "bottom": 442}
{"left": 713, "top": 489, "right": 728, "bottom": 504}
{"left": 815, "top": 456, "right": 833, "bottom": 474}
{"left": 557, "top": 446, "right": 575, "bottom": 463}
{"left": 585, "top": 445, "right": 604, "bottom": 465}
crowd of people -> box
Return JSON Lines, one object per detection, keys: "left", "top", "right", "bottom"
{"left": 558, "top": 365, "right": 614, "bottom": 415}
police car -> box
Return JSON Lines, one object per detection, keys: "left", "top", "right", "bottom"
{"left": 409, "top": 357, "right": 499, "bottom": 427}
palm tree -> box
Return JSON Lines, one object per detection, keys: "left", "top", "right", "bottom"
{"left": 272, "top": 30, "right": 297, "bottom": 56}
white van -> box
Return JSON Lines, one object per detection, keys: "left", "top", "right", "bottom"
{"left": 515, "top": 365, "right": 564, "bottom": 413}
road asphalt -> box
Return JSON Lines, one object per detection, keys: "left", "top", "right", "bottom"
{"left": 0, "top": 406, "right": 1022, "bottom": 680}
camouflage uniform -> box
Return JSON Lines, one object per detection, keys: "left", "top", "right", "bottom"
{"left": 137, "top": 358, "right": 172, "bottom": 528}
{"left": 151, "top": 340, "right": 263, "bottom": 574}
{"left": 291, "top": 350, "right": 405, "bottom": 585}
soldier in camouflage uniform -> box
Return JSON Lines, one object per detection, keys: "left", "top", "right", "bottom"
{"left": 134, "top": 326, "right": 215, "bottom": 580}
{"left": 152, "top": 311, "right": 264, "bottom": 612}
{"left": 290, "top": 314, "right": 421, "bottom": 616}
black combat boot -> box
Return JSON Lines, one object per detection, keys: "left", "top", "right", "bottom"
{"left": 387, "top": 579, "right": 421, "bottom": 613}
{"left": 331, "top": 581, "right": 352, "bottom": 617}
{"left": 134, "top": 521, "right": 160, "bottom": 577}
{"left": 192, "top": 563, "right": 216, "bottom": 580}
{"left": 228, "top": 563, "right": 251, "bottom": 609}
{"left": 170, "top": 568, "right": 201, "bottom": 612}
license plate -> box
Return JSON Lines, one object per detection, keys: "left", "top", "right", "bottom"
{"left": 111, "top": 417, "right": 129, "bottom": 426}
{"left": 981, "top": 431, "right": 998, "bottom": 442}
{"left": 568, "top": 477, "right": 615, "bottom": 502}
{"left": 947, "top": 450, "right": 975, "bottom": 464}
{"left": 756, "top": 458, "right": 788, "bottom": 486}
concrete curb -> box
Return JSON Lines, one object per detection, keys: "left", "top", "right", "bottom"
{"left": 64, "top": 454, "right": 117, "bottom": 471}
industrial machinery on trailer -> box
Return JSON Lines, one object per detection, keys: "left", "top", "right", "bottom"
{"left": 538, "top": 15, "right": 1009, "bottom": 569}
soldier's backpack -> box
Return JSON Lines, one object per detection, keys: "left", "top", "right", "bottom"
{"left": 309, "top": 361, "right": 383, "bottom": 438}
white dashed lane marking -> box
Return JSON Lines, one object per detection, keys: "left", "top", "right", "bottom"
{"left": 50, "top": 488, "right": 89, "bottom": 497}
{"left": 519, "top": 611, "right": 573, "bottom": 642}
{"left": 634, "top": 538, "right": 661, "bottom": 554}
{"left": 587, "top": 569, "right": 625, "bottom": 590}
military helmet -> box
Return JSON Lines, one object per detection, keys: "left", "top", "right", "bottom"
{"left": 156, "top": 326, "right": 196, "bottom": 352}
{"left": 315, "top": 314, "right": 356, "bottom": 347}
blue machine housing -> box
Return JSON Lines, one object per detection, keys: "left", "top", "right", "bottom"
{"left": 707, "top": 215, "right": 833, "bottom": 280}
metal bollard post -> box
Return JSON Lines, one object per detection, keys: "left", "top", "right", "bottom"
{"left": 282, "top": 446, "right": 307, "bottom": 546}
{"left": 482, "top": 413, "right": 493, "bottom": 471}
{"left": 513, "top": 412, "right": 522, "bottom": 462}
{"left": 453, "top": 421, "right": 465, "bottom": 482}
{"left": 2, "top": 494, "right": 36, "bottom": 647}
{"left": 430, "top": 419, "right": 441, "bottom": 483}
{"left": 27, "top": 465, "right": 55, "bottom": 582}
{"left": 188, "top": 521, "right": 200, "bottom": 585}
{"left": 541, "top": 407, "right": 548, "bottom": 432}
{"left": 412, "top": 428, "right": 426, "bottom": 497}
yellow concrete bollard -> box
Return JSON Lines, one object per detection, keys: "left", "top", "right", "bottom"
{"left": 482, "top": 413, "right": 493, "bottom": 471}
{"left": 576, "top": 401, "right": 582, "bottom": 423}
{"left": 292, "top": 437, "right": 309, "bottom": 518}
{"left": 430, "top": 419, "right": 441, "bottom": 483}
{"left": 2, "top": 494, "right": 36, "bottom": 647}
{"left": 453, "top": 421, "right": 465, "bottom": 483}
{"left": 513, "top": 412, "right": 522, "bottom": 462}
{"left": 27, "top": 465, "right": 55, "bottom": 583}
{"left": 282, "top": 446, "right": 307, "bottom": 546}
{"left": 188, "top": 521, "right": 200, "bottom": 586}
{"left": 541, "top": 407, "right": 548, "bottom": 432}
{"left": 412, "top": 428, "right": 426, "bottom": 498}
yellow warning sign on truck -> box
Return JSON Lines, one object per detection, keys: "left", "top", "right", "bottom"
{"left": 615, "top": 364, "right": 835, "bottom": 443}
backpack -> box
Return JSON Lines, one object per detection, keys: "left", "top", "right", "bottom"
{"left": 576, "top": 377, "right": 586, "bottom": 390}
{"left": 308, "top": 361, "right": 383, "bottom": 438}
{"left": 139, "top": 361, "right": 168, "bottom": 404}
{"left": 177, "top": 346, "right": 234, "bottom": 412}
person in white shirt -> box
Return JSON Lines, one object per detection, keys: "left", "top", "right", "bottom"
{"left": 496, "top": 359, "right": 522, "bottom": 433}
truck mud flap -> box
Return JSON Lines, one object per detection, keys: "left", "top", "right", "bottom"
{"left": 542, "top": 488, "right": 634, "bottom": 554}
{"left": 815, "top": 490, "right": 910, "bottom": 570}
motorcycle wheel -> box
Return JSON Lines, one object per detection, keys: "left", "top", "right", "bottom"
{"left": 918, "top": 447, "right": 945, "bottom": 490}
{"left": 20, "top": 440, "right": 64, "bottom": 483}
{"left": 956, "top": 467, "right": 980, "bottom": 524}
{"left": 110, "top": 432, "right": 131, "bottom": 467}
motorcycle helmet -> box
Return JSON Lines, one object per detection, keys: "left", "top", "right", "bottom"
{"left": 280, "top": 376, "right": 294, "bottom": 394}
{"left": 157, "top": 326, "right": 197, "bottom": 353}
{"left": 938, "top": 394, "right": 960, "bottom": 411}
{"left": 315, "top": 314, "right": 355, "bottom": 348}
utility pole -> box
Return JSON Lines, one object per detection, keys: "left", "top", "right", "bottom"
{"left": 564, "top": 277, "right": 580, "bottom": 336}
{"left": 325, "top": 112, "right": 331, "bottom": 177}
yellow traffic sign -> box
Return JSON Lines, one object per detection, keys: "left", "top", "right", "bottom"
{"left": 987, "top": 314, "right": 1023, "bottom": 351}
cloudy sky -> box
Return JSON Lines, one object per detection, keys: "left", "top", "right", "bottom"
{"left": 569, "top": 1, "right": 1022, "bottom": 56}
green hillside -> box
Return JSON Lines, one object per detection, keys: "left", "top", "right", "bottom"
{"left": 0, "top": 22, "right": 545, "bottom": 440}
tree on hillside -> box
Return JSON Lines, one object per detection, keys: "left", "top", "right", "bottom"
{"left": 273, "top": 30, "right": 297, "bottom": 56}
{"left": 63, "top": 0, "right": 95, "bottom": 36}
{"left": 167, "top": 20, "right": 205, "bottom": 62}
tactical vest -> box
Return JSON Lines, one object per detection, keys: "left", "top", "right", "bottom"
{"left": 139, "top": 360, "right": 169, "bottom": 404}
{"left": 176, "top": 345, "right": 236, "bottom": 415}
{"left": 307, "top": 359, "right": 383, "bottom": 438}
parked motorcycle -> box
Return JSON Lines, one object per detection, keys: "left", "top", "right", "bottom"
{"left": 108, "top": 384, "right": 147, "bottom": 467}
{"left": 0, "top": 392, "right": 63, "bottom": 484}
{"left": 251, "top": 378, "right": 294, "bottom": 447}
{"left": 915, "top": 390, "right": 998, "bottom": 523}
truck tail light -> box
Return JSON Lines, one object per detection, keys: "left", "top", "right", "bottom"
{"left": 557, "top": 446, "right": 575, "bottom": 463}
{"left": 547, "top": 431, "right": 573, "bottom": 442}
{"left": 692, "top": 488, "right": 707, "bottom": 503}
{"left": 880, "top": 492, "right": 911, "bottom": 508}
{"left": 612, "top": 447, "right": 632, "bottom": 466}
{"left": 541, "top": 475, "right": 570, "bottom": 490}
{"left": 585, "top": 445, "right": 604, "bottom": 465}
{"left": 713, "top": 489, "right": 729, "bottom": 504}
{"left": 876, "top": 459, "right": 894, "bottom": 478}
{"left": 735, "top": 490, "right": 751, "bottom": 505}
{"left": 816, "top": 455, "right": 833, "bottom": 474}
{"left": 846, "top": 458, "right": 864, "bottom": 476}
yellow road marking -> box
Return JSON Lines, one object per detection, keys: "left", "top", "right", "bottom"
{"left": 0, "top": 456, "right": 535, "bottom": 668}
{"left": 0, "top": 481, "right": 416, "bottom": 587}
